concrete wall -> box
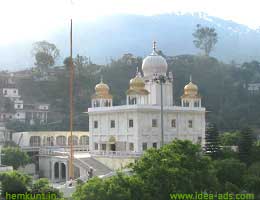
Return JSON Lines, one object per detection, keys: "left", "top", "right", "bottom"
{"left": 94, "top": 156, "right": 137, "bottom": 170}
{"left": 18, "top": 163, "right": 36, "bottom": 176}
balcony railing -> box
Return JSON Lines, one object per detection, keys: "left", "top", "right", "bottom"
{"left": 89, "top": 150, "right": 143, "bottom": 157}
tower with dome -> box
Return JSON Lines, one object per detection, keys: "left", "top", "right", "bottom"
{"left": 88, "top": 42, "right": 206, "bottom": 153}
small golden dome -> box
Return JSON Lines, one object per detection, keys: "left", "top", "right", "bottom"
{"left": 127, "top": 72, "right": 149, "bottom": 95}
{"left": 92, "top": 79, "right": 112, "bottom": 99}
{"left": 184, "top": 82, "right": 198, "bottom": 92}
{"left": 130, "top": 76, "right": 145, "bottom": 89}
{"left": 95, "top": 81, "right": 109, "bottom": 94}
{"left": 182, "top": 76, "right": 200, "bottom": 98}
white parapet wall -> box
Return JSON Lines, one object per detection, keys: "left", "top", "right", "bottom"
{"left": 0, "top": 165, "right": 13, "bottom": 172}
{"left": 93, "top": 156, "right": 137, "bottom": 170}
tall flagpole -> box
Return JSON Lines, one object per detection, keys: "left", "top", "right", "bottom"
{"left": 69, "top": 18, "right": 74, "bottom": 180}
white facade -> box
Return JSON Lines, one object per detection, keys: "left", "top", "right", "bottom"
{"left": 88, "top": 43, "right": 206, "bottom": 153}
{"left": 88, "top": 105, "right": 205, "bottom": 152}
{"left": 37, "top": 104, "right": 49, "bottom": 110}
{"left": 144, "top": 79, "right": 173, "bottom": 106}
{"left": 2, "top": 88, "right": 20, "bottom": 100}
{"left": 14, "top": 99, "right": 24, "bottom": 109}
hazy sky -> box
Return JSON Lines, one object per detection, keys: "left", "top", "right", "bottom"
{"left": 0, "top": 0, "right": 259, "bottom": 45}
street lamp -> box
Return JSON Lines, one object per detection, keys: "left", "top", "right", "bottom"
{"left": 153, "top": 73, "right": 168, "bottom": 147}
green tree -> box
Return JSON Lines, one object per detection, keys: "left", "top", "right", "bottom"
{"left": 5, "top": 120, "right": 29, "bottom": 132}
{"left": 73, "top": 174, "right": 145, "bottom": 200}
{"left": 32, "top": 40, "right": 60, "bottom": 72}
{"left": 238, "top": 127, "right": 254, "bottom": 165}
{"left": 2, "top": 147, "right": 31, "bottom": 170}
{"left": 73, "top": 140, "right": 219, "bottom": 200}
{"left": 0, "top": 171, "right": 31, "bottom": 197}
{"left": 243, "top": 162, "right": 260, "bottom": 197}
{"left": 31, "top": 178, "right": 62, "bottom": 199}
{"left": 214, "top": 159, "right": 246, "bottom": 191}
{"left": 205, "top": 124, "right": 221, "bottom": 159}
{"left": 193, "top": 24, "right": 218, "bottom": 56}
{"left": 3, "top": 98, "right": 15, "bottom": 113}
{"left": 131, "top": 140, "right": 218, "bottom": 199}
{"left": 219, "top": 131, "right": 240, "bottom": 146}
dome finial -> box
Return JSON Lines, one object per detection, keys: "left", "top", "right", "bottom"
{"left": 189, "top": 74, "right": 192, "bottom": 82}
{"left": 100, "top": 75, "right": 103, "bottom": 83}
{"left": 153, "top": 41, "right": 157, "bottom": 51}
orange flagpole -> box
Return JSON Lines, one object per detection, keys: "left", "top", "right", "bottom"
{"left": 69, "top": 18, "right": 74, "bottom": 180}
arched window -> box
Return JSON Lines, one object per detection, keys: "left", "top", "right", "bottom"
{"left": 29, "top": 136, "right": 41, "bottom": 147}
{"left": 79, "top": 135, "right": 89, "bottom": 145}
{"left": 68, "top": 136, "right": 78, "bottom": 145}
{"left": 54, "top": 162, "right": 59, "bottom": 179}
{"left": 61, "top": 163, "right": 66, "bottom": 180}
{"left": 56, "top": 136, "right": 66, "bottom": 146}
{"left": 46, "top": 136, "right": 54, "bottom": 146}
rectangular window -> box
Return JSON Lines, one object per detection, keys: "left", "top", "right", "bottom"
{"left": 101, "top": 144, "right": 106, "bottom": 151}
{"left": 94, "top": 143, "right": 98, "bottom": 150}
{"left": 129, "top": 119, "right": 134, "bottom": 128}
{"left": 188, "top": 120, "right": 193, "bottom": 128}
{"left": 152, "top": 119, "right": 157, "bottom": 127}
{"left": 142, "top": 143, "right": 147, "bottom": 151}
{"left": 129, "top": 143, "right": 134, "bottom": 151}
{"left": 152, "top": 142, "right": 157, "bottom": 149}
{"left": 171, "top": 119, "right": 176, "bottom": 128}
{"left": 94, "top": 120, "right": 98, "bottom": 128}
{"left": 110, "top": 120, "right": 115, "bottom": 128}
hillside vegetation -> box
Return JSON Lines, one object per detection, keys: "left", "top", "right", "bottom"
{"left": 13, "top": 54, "right": 260, "bottom": 132}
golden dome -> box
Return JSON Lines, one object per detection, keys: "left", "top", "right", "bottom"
{"left": 127, "top": 72, "right": 149, "bottom": 95}
{"left": 184, "top": 82, "right": 198, "bottom": 92}
{"left": 92, "top": 79, "right": 112, "bottom": 99}
{"left": 182, "top": 76, "right": 201, "bottom": 98}
{"left": 130, "top": 76, "right": 145, "bottom": 89}
{"left": 95, "top": 82, "right": 109, "bottom": 94}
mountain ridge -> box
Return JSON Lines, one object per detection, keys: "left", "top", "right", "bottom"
{"left": 1, "top": 12, "right": 260, "bottom": 70}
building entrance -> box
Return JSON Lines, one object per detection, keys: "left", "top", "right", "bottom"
{"left": 110, "top": 144, "right": 116, "bottom": 151}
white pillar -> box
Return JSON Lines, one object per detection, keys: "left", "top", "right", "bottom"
{"left": 59, "top": 162, "right": 62, "bottom": 182}
{"left": 51, "top": 161, "right": 55, "bottom": 182}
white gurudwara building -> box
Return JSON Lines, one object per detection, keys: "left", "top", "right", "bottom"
{"left": 88, "top": 43, "right": 206, "bottom": 153}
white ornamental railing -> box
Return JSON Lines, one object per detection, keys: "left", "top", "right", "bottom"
{"left": 38, "top": 145, "right": 89, "bottom": 155}
{"left": 89, "top": 151, "right": 143, "bottom": 157}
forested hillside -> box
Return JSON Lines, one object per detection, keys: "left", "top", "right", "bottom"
{"left": 12, "top": 54, "right": 260, "bottom": 132}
